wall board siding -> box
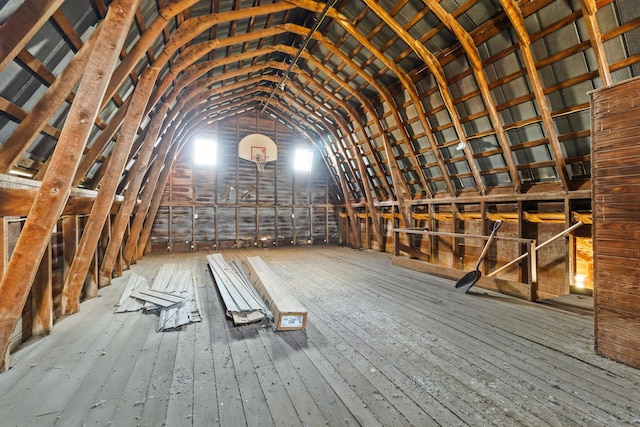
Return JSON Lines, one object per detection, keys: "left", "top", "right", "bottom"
{"left": 591, "top": 76, "right": 640, "bottom": 369}
{"left": 150, "top": 112, "right": 339, "bottom": 251}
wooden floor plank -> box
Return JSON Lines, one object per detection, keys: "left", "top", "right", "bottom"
{"left": 136, "top": 325, "right": 180, "bottom": 425}
{"left": 164, "top": 324, "right": 197, "bottom": 426}
{"left": 2, "top": 294, "right": 130, "bottom": 425}
{"left": 86, "top": 312, "right": 164, "bottom": 425}
{"left": 227, "top": 325, "right": 273, "bottom": 426}
{"left": 288, "top": 260, "right": 559, "bottom": 425}
{"left": 255, "top": 326, "right": 328, "bottom": 426}
{"left": 1, "top": 247, "right": 639, "bottom": 427}
{"left": 328, "top": 255, "right": 638, "bottom": 423}
{"left": 42, "top": 310, "right": 154, "bottom": 426}
{"left": 285, "top": 329, "right": 392, "bottom": 427}
{"left": 274, "top": 330, "right": 361, "bottom": 426}
{"left": 192, "top": 259, "right": 220, "bottom": 427}
{"left": 208, "top": 266, "right": 249, "bottom": 427}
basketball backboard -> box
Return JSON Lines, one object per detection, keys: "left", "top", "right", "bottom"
{"left": 238, "top": 133, "right": 278, "bottom": 165}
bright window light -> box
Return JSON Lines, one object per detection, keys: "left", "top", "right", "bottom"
{"left": 194, "top": 137, "right": 216, "bottom": 165}
{"left": 294, "top": 148, "right": 313, "bottom": 172}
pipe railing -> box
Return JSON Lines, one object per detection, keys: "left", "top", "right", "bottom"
{"left": 393, "top": 222, "right": 584, "bottom": 299}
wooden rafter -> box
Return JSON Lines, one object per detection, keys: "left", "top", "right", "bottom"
{"left": 579, "top": 0, "right": 613, "bottom": 87}
{"left": 0, "top": 0, "right": 64, "bottom": 73}
{"left": 499, "top": 0, "right": 571, "bottom": 190}
{"left": 422, "top": 0, "right": 521, "bottom": 191}
{"left": 63, "top": 66, "right": 159, "bottom": 312}
{"left": 355, "top": 0, "right": 486, "bottom": 195}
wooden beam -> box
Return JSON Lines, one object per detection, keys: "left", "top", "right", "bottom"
{"left": 122, "top": 108, "right": 173, "bottom": 264}
{"left": 0, "top": 0, "right": 141, "bottom": 366}
{"left": 579, "top": 0, "right": 613, "bottom": 87}
{"left": 105, "top": 1, "right": 295, "bottom": 112}
{"left": 354, "top": 0, "right": 486, "bottom": 195}
{"left": 499, "top": 0, "right": 571, "bottom": 190}
{"left": 63, "top": 65, "right": 157, "bottom": 313}
{"left": 136, "top": 135, "right": 183, "bottom": 258}
{"left": 72, "top": 96, "right": 132, "bottom": 186}
{"left": 0, "top": 26, "right": 100, "bottom": 174}
{"left": 422, "top": 0, "right": 521, "bottom": 191}
{"left": 99, "top": 99, "right": 168, "bottom": 279}
{"left": 0, "top": 217, "right": 9, "bottom": 371}
{"left": 0, "top": 0, "right": 64, "bottom": 73}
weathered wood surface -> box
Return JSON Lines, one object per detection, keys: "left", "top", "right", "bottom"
{"left": 150, "top": 113, "right": 338, "bottom": 250}
{"left": 1, "top": 247, "right": 638, "bottom": 425}
{"left": 244, "top": 255, "right": 307, "bottom": 331}
{"left": 591, "top": 76, "right": 640, "bottom": 369}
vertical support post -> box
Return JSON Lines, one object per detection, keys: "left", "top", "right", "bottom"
{"left": 235, "top": 207, "right": 239, "bottom": 248}
{"left": 291, "top": 208, "right": 298, "bottom": 245}
{"left": 518, "top": 200, "right": 526, "bottom": 284}
{"left": 393, "top": 227, "right": 399, "bottom": 257}
{"left": 32, "top": 239, "right": 52, "bottom": 336}
{"left": 565, "top": 197, "right": 574, "bottom": 291}
{"left": 214, "top": 206, "right": 219, "bottom": 249}
{"left": 0, "top": 217, "right": 8, "bottom": 372}
{"left": 0, "top": 217, "right": 8, "bottom": 280}
{"left": 255, "top": 206, "right": 260, "bottom": 245}
{"left": 99, "top": 217, "right": 111, "bottom": 287}
{"left": 429, "top": 203, "right": 436, "bottom": 264}
{"left": 86, "top": 243, "right": 99, "bottom": 298}
{"left": 365, "top": 210, "right": 370, "bottom": 249}
{"left": 452, "top": 203, "right": 462, "bottom": 269}
{"left": 308, "top": 206, "right": 313, "bottom": 245}
{"left": 168, "top": 204, "right": 173, "bottom": 251}
{"left": 191, "top": 205, "right": 196, "bottom": 251}
{"left": 481, "top": 201, "right": 489, "bottom": 272}
{"left": 62, "top": 215, "right": 79, "bottom": 282}
{"left": 274, "top": 206, "right": 279, "bottom": 246}
{"left": 529, "top": 241, "right": 538, "bottom": 301}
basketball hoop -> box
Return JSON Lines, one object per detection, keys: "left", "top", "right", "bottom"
{"left": 253, "top": 153, "right": 268, "bottom": 173}
{"left": 238, "top": 134, "right": 277, "bottom": 173}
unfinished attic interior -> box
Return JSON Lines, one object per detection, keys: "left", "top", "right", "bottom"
{"left": 1, "top": 0, "right": 640, "bottom": 424}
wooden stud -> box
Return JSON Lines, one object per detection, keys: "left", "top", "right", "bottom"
{"left": 32, "top": 239, "right": 53, "bottom": 336}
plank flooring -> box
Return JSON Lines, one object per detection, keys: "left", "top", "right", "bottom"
{"left": 1, "top": 246, "right": 639, "bottom": 426}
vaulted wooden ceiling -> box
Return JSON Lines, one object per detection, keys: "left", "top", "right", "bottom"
{"left": 2, "top": 0, "right": 639, "bottom": 204}
{"left": 1, "top": 0, "right": 640, "bottom": 367}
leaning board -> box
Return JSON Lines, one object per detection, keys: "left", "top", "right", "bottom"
{"left": 244, "top": 256, "right": 307, "bottom": 331}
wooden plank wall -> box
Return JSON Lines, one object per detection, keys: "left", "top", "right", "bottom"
{"left": 149, "top": 112, "right": 340, "bottom": 252}
{"left": 591, "top": 76, "right": 640, "bottom": 369}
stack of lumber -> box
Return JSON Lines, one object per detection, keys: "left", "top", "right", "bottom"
{"left": 207, "top": 253, "right": 272, "bottom": 325}
{"left": 115, "top": 273, "right": 149, "bottom": 313}
{"left": 244, "top": 256, "right": 307, "bottom": 331}
{"left": 151, "top": 263, "right": 202, "bottom": 331}
{"left": 114, "top": 264, "right": 202, "bottom": 331}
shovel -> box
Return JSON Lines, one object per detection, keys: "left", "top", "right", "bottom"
{"left": 455, "top": 220, "right": 503, "bottom": 293}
